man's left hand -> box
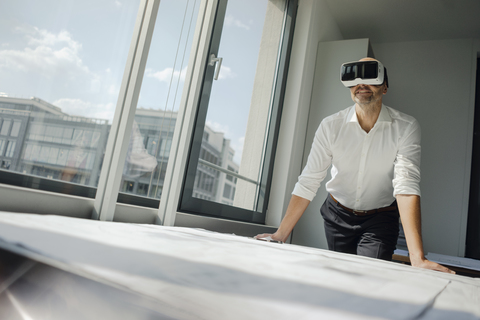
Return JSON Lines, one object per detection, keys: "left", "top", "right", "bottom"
{"left": 411, "top": 257, "right": 456, "bottom": 274}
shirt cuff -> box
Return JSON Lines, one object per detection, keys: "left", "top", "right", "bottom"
{"left": 393, "top": 184, "right": 421, "bottom": 197}
{"left": 292, "top": 183, "right": 317, "bottom": 202}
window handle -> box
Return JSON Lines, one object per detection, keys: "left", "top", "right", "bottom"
{"left": 208, "top": 53, "right": 223, "bottom": 80}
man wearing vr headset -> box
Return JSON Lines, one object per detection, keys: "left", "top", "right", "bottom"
{"left": 256, "top": 58, "right": 453, "bottom": 274}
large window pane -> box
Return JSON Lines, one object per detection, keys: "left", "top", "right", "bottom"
{"left": 118, "top": 0, "right": 201, "bottom": 201}
{"left": 0, "top": 0, "right": 140, "bottom": 192}
{"left": 180, "top": 0, "right": 296, "bottom": 222}
{"left": 195, "top": 0, "right": 275, "bottom": 210}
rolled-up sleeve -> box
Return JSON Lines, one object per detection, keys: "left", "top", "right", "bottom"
{"left": 292, "top": 121, "right": 332, "bottom": 201}
{"left": 393, "top": 119, "right": 421, "bottom": 196}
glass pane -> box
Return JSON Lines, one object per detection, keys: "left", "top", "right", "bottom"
{"left": 194, "top": 0, "right": 285, "bottom": 210}
{"left": 10, "top": 121, "right": 21, "bottom": 137}
{"left": 0, "top": 0, "right": 140, "bottom": 190}
{"left": 0, "top": 139, "right": 5, "bottom": 156}
{"left": 119, "top": 0, "right": 201, "bottom": 200}
{"left": 5, "top": 141, "right": 17, "bottom": 158}
{"left": 0, "top": 120, "right": 11, "bottom": 136}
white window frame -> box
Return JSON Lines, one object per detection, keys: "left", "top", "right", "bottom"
{"left": 0, "top": 0, "right": 286, "bottom": 237}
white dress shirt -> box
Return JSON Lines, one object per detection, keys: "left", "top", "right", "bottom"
{"left": 292, "top": 104, "right": 421, "bottom": 210}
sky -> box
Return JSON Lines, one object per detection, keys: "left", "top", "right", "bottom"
{"left": 0, "top": 0, "right": 270, "bottom": 164}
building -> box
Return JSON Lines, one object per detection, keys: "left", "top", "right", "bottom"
{"left": 0, "top": 97, "right": 238, "bottom": 204}
{"left": 0, "top": 96, "right": 109, "bottom": 187}
{"left": 122, "top": 108, "right": 239, "bottom": 204}
{"left": 194, "top": 124, "right": 238, "bottom": 205}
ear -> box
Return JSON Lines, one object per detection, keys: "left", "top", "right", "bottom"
{"left": 383, "top": 85, "right": 388, "bottom": 94}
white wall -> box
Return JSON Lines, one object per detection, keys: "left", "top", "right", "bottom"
{"left": 264, "top": 0, "right": 479, "bottom": 258}
{"left": 267, "top": 0, "right": 343, "bottom": 227}
{"left": 287, "top": 37, "right": 478, "bottom": 257}
{"left": 372, "top": 39, "right": 478, "bottom": 256}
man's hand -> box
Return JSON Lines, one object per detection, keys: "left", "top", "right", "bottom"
{"left": 254, "top": 232, "right": 286, "bottom": 243}
{"left": 256, "top": 194, "right": 457, "bottom": 276}
{"left": 396, "top": 195, "right": 456, "bottom": 274}
{"left": 254, "top": 195, "right": 311, "bottom": 244}
{"left": 410, "top": 256, "right": 456, "bottom": 274}
{"left": 254, "top": 233, "right": 273, "bottom": 240}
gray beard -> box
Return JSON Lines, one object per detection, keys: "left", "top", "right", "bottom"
{"left": 355, "top": 95, "right": 381, "bottom": 107}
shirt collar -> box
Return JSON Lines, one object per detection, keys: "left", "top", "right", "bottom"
{"left": 346, "top": 104, "right": 392, "bottom": 124}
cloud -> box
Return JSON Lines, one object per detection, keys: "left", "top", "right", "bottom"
{"left": 146, "top": 64, "right": 234, "bottom": 83}
{"left": 218, "top": 65, "right": 236, "bottom": 80}
{"left": 26, "top": 28, "right": 82, "bottom": 52}
{"left": 0, "top": 27, "right": 93, "bottom": 82}
{"left": 206, "top": 120, "right": 231, "bottom": 136}
{"left": 54, "top": 98, "right": 115, "bottom": 122}
{"left": 146, "top": 67, "right": 187, "bottom": 84}
{"left": 108, "top": 84, "right": 117, "bottom": 95}
{"left": 225, "top": 14, "right": 251, "bottom": 30}
{"left": 0, "top": 26, "right": 116, "bottom": 106}
{"left": 114, "top": 0, "right": 122, "bottom": 7}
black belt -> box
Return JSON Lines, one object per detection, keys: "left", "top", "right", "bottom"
{"left": 330, "top": 194, "right": 397, "bottom": 216}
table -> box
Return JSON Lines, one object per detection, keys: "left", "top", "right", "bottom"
{"left": 0, "top": 212, "right": 479, "bottom": 320}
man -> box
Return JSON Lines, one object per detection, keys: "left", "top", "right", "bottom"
{"left": 256, "top": 57, "right": 454, "bottom": 274}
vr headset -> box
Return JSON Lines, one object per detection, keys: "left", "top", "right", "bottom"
{"left": 340, "top": 60, "right": 388, "bottom": 88}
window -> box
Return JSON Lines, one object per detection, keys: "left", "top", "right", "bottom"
{"left": 0, "top": 139, "right": 5, "bottom": 156}
{"left": 0, "top": 0, "right": 297, "bottom": 226}
{"left": 179, "top": 0, "right": 297, "bottom": 223}
{"left": 159, "top": 138, "right": 172, "bottom": 158}
{"left": 223, "top": 184, "right": 232, "bottom": 199}
{"left": 10, "top": 121, "right": 21, "bottom": 137}
{"left": 118, "top": 0, "right": 201, "bottom": 202}
{"left": 0, "top": 119, "right": 11, "bottom": 136}
{"left": 1, "top": 160, "right": 11, "bottom": 169}
{"left": 0, "top": 0, "right": 140, "bottom": 192}
{"left": 5, "top": 141, "right": 16, "bottom": 158}
{"left": 57, "top": 148, "right": 69, "bottom": 167}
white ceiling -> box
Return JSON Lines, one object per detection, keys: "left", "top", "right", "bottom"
{"left": 323, "top": 0, "right": 480, "bottom": 43}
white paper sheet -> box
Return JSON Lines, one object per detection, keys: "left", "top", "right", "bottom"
{"left": 0, "top": 212, "right": 478, "bottom": 320}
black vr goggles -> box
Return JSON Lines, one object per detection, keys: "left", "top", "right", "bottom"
{"left": 340, "top": 60, "right": 388, "bottom": 88}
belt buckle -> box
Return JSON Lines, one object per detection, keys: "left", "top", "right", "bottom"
{"left": 352, "top": 209, "right": 367, "bottom": 216}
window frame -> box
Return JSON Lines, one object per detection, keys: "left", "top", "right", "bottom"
{"left": 0, "top": 0, "right": 159, "bottom": 221}
{"left": 177, "top": 0, "right": 297, "bottom": 224}
{"left": 0, "top": 0, "right": 297, "bottom": 232}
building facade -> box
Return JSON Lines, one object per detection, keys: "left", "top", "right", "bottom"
{"left": 0, "top": 97, "right": 238, "bottom": 204}
{"left": 0, "top": 97, "right": 108, "bottom": 187}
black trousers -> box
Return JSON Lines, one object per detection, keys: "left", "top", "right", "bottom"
{"left": 320, "top": 195, "right": 400, "bottom": 261}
